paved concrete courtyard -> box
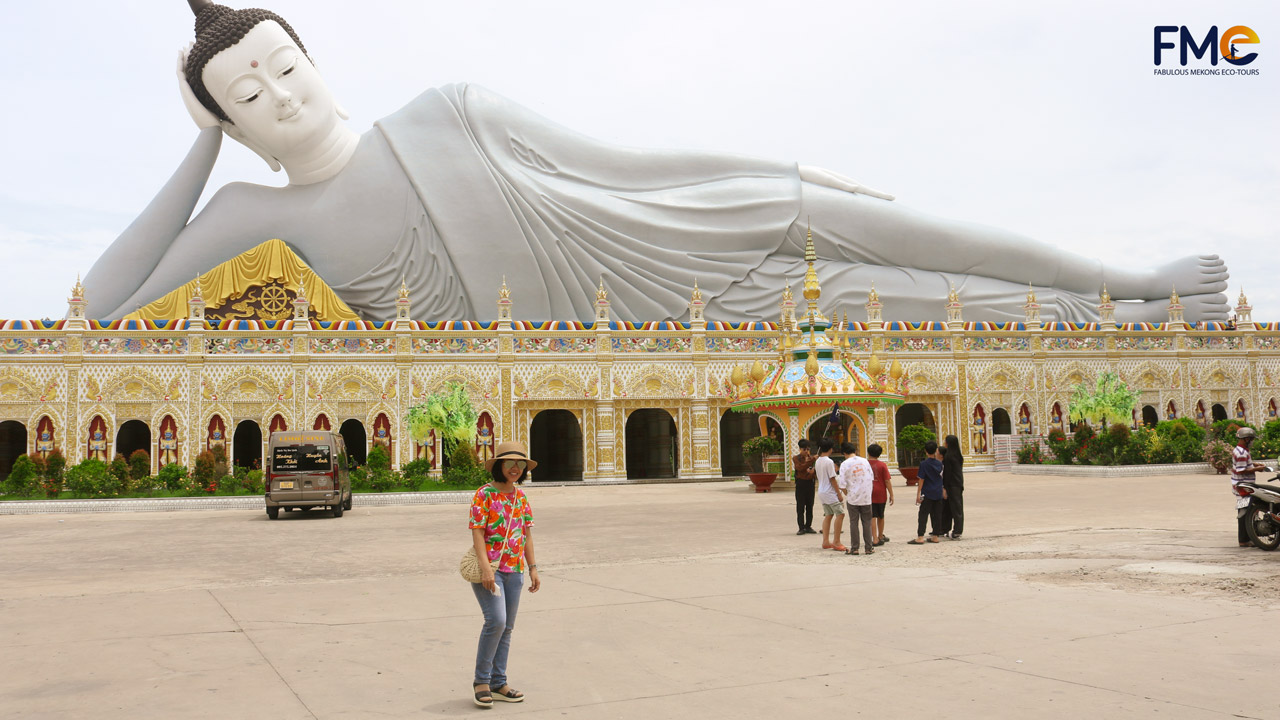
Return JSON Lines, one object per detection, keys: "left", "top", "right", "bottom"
{"left": 2, "top": 471, "right": 1278, "bottom": 719}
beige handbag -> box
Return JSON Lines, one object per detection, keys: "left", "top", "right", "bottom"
{"left": 461, "top": 497, "right": 516, "bottom": 583}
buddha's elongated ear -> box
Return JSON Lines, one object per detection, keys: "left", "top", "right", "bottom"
{"left": 221, "top": 120, "right": 282, "bottom": 172}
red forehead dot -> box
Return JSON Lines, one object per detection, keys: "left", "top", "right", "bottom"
{"left": 250, "top": 60, "right": 259, "bottom": 68}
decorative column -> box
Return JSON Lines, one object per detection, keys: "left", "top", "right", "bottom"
{"left": 393, "top": 276, "right": 413, "bottom": 330}
{"left": 1097, "top": 285, "right": 1117, "bottom": 331}
{"left": 292, "top": 278, "right": 312, "bottom": 325}
{"left": 393, "top": 277, "right": 414, "bottom": 469}
{"left": 290, "top": 279, "right": 312, "bottom": 460}
{"left": 865, "top": 282, "right": 884, "bottom": 330}
{"left": 592, "top": 280, "right": 619, "bottom": 480}
{"left": 1022, "top": 284, "right": 1041, "bottom": 330}
{"left": 187, "top": 277, "right": 207, "bottom": 329}
{"left": 1167, "top": 287, "right": 1187, "bottom": 330}
{"left": 945, "top": 283, "right": 964, "bottom": 331}
{"left": 594, "top": 277, "right": 611, "bottom": 326}
{"left": 496, "top": 278, "right": 515, "bottom": 446}
{"left": 1236, "top": 289, "right": 1255, "bottom": 331}
{"left": 65, "top": 274, "right": 89, "bottom": 330}
{"left": 63, "top": 276, "right": 87, "bottom": 463}
{"left": 688, "top": 280, "right": 715, "bottom": 477}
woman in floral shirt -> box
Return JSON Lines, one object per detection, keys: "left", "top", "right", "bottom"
{"left": 469, "top": 441, "right": 540, "bottom": 708}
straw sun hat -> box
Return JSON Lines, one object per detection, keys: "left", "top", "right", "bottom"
{"left": 484, "top": 441, "right": 539, "bottom": 471}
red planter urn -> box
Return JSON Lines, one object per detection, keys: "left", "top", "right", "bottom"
{"left": 899, "top": 467, "right": 920, "bottom": 486}
{"left": 747, "top": 472, "right": 778, "bottom": 492}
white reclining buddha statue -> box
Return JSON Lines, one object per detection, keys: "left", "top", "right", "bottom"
{"left": 82, "top": 0, "right": 1230, "bottom": 323}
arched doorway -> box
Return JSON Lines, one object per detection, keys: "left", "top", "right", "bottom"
{"left": 1141, "top": 405, "right": 1159, "bottom": 428}
{"left": 625, "top": 409, "right": 677, "bottom": 479}
{"left": 992, "top": 408, "right": 1013, "bottom": 435}
{"left": 0, "top": 420, "right": 27, "bottom": 482}
{"left": 340, "top": 419, "right": 367, "bottom": 466}
{"left": 232, "top": 420, "right": 262, "bottom": 470}
{"left": 808, "top": 412, "right": 861, "bottom": 454}
{"left": 529, "top": 410, "right": 583, "bottom": 482}
{"left": 719, "top": 411, "right": 759, "bottom": 476}
{"left": 116, "top": 420, "right": 151, "bottom": 463}
{"left": 1211, "top": 403, "right": 1228, "bottom": 423}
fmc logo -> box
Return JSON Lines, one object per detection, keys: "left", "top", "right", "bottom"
{"left": 1154, "top": 25, "right": 1260, "bottom": 66}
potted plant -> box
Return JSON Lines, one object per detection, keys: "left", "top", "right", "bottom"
{"left": 896, "top": 423, "right": 937, "bottom": 486}
{"left": 742, "top": 435, "right": 785, "bottom": 492}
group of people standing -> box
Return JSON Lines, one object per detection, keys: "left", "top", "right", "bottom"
{"left": 792, "top": 435, "right": 965, "bottom": 552}
{"left": 911, "top": 436, "right": 965, "bottom": 544}
{"left": 792, "top": 438, "right": 895, "bottom": 554}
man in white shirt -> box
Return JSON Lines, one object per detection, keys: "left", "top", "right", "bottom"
{"left": 815, "top": 438, "right": 846, "bottom": 551}
{"left": 839, "top": 442, "right": 876, "bottom": 555}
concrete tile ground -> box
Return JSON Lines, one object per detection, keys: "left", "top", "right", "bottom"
{"left": 2, "top": 471, "right": 1279, "bottom": 719}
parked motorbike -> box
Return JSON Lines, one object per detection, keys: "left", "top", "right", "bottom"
{"left": 1237, "top": 468, "right": 1280, "bottom": 550}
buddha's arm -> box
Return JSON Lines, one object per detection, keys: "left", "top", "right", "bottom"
{"left": 82, "top": 128, "right": 222, "bottom": 317}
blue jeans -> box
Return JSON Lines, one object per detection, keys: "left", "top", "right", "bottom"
{"left": 472, "top": 571, "right": 524, "bottom": 687}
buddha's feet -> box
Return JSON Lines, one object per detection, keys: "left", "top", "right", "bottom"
{"left": 1104, "top": 254, "right": 1228, "bottom": 301}
{"left": 1113, "top": 293, "right": 1231, "bottom": 323}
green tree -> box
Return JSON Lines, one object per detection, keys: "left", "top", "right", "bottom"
{"left": 407, "top": 382, "right": 478, "bottom": 461}
{"left": 3, "top": 455, "right": 39, "bottom": 497}
{"left": 1068, "top": 371, "right": 1139, "bottom": 431}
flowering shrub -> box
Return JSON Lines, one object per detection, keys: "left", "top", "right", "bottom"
{"left": 1204, "top": 439, "right": 1234, "bottom": 475}
{"left": 1015, "top": 439, "right": 1045, "bottom": 464}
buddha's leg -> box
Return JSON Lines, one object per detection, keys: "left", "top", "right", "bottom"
{"left": 707, "top": 255, "right": 1231, "bottom": 323}
{"left": 784, "top": 183, "right": 1228, "bottom": 301}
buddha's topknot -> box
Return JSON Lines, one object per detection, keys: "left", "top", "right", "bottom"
{"left": 184, "top": 4, "right": 310, "bottom": 123}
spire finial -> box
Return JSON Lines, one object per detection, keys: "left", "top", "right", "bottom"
{"left": 1026, "top": 282, "right": 1036, "bottom": 304}
{"left": 1170, "top": 285, "right": 1180, "bottom": 305}
{"left": 398, "top": 275, "right": 409, "bottom": 300}
{"left": 868, "top": 281, "right": 879, "bottom": 303}
{"left": 499, "top": 275, "right": 511, "bottom": 300}
{"left": 691, "top": 277, "right": 703, "bottom": 303}
{"left": 1100, "top": 283, "right": 1111, "bottom": 304}
{"left": 596, "top": 276, "right": 608, "bottom": 303}
{"left": 71, "top": 273, "right": 84, "bottom": 299}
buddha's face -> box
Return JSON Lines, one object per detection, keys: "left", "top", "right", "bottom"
{"left": 202, "top": 21, "right": 338, "bottom": 159}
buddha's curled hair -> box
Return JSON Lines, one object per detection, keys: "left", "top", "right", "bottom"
{"left": 184, "top": 3, "right": 311, "bottom": 123}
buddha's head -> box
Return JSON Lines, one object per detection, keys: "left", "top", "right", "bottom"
{"left": 184, "top": 1, "right": 347, "bottom": 167}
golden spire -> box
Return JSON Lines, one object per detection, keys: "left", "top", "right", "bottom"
{"left": 71, "top": 274, "right": 84, "bottom": 299}
{"left": 1170, "top": 285, "right": 1180, "bottom": 305}
{"left": 596, "top": 276, "right": 608, "bottom": 303}
{"left": 801, "top": 223, "right": 823, "bottom": 319}
{"left": 867, "top": 282, "right": 879, "bottom": 303}
{"left": 296, "top": 276, "right": 307, "bottom": 302}
{"left": 691, "top": 278, "right": 703, "bottom": 303}
{"left": 1239, "top": 287, "right": 1249, "bottom": 306}
{"left": 192, "top": 276, "right": 204, "bottom": 300}
{"left": 1099, "top": 284, "right": 1111, "bottom": 305}
{"left": 398, "top": 275, "right": 409, "bottom": 300}
{"left": 1025, "top": 283, "right": 1036, "bottom": 304}
{"left": 948, "top": 282, "right": 959, "bottom": 304}
{"left": 499, "top": 275, "right": 511, "bottom": 300}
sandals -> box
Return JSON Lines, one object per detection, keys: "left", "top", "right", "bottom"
{"left": 832, "top": 544, "right": 848, "bottom": 552}
{"left": 907, "top": 539, "right": 926, "bottom": 545}
{"left": 492, "top": 685, "right": 524, "bottom": 703}
{"left": 473, "top": 684, "right": 494, "bottom": 709}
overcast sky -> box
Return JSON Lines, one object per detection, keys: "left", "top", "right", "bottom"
{"left": 1, "top": 0, "right": 1276, "bottom": 321}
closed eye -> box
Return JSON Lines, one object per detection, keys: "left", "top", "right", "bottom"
{"left": 236, "top": 90, "right": 262, "bottom": 104}
{"left": 280, "top": 59, "right": 297, "bottom": 77}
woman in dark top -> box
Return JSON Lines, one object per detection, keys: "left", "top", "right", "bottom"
{"left": 940, "top": 434, "right": 965, "bottom": 539}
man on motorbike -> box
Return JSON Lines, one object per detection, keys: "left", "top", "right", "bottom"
{"left": 1232, "top": 427, "right": 1269, "bottom": 547}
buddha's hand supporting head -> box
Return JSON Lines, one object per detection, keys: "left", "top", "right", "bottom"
{"left": 181, "top": 2, "right": 350, "bottom": 174}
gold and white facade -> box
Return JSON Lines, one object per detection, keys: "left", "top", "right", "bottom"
{"left": 1, "top": 283, "right": 1277, "bottom": 479}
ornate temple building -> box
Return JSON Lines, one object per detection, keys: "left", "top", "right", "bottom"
{"left": 0, "top": 245, "right": 1276, "bottom": 483}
